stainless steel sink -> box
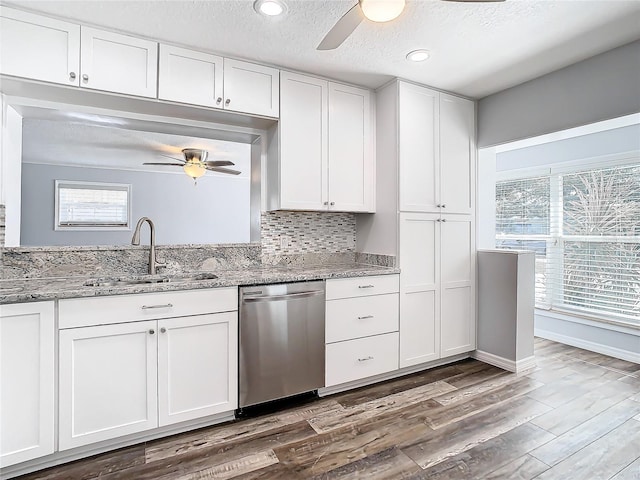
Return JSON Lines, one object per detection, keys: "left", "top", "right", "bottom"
{"left": 83, "top": 272, "right": 218, "bottom": 288}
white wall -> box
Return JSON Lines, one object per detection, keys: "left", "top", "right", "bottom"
{"left": 478, "top": 40, "right": 640, "bottom": 148}
{"left": 1, "top": 103, "right": 22, "bottom": 246}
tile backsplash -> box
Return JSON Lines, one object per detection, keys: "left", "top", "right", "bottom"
{"left": 260, "top": 211, "right": 356, "bottom": 255}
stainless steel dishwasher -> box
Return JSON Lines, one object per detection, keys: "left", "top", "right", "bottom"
{"left": 239, "top": 281, "right": 325, "bottom": 409}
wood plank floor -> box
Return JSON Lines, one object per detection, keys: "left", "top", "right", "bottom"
{"left": 18, "top": 339, "right": 640, "bottom": 480}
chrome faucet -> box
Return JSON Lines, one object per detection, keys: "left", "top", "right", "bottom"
{"left": 131, "top": 217, "right": 166, "bottom": 275}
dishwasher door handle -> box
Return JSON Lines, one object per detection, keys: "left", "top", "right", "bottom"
{"left": 242, "top": 290, "right": 324, "bottom": 303}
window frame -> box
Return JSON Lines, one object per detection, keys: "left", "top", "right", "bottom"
{"left": 54, "top": 180, "right": 132, "bottom": 231}
{"left": 496, "top": 152, "right": 640, "bottom": 327}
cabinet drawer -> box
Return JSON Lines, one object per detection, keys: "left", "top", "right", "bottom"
{"left": 59, "top": 288, "right": 238, "bottom": 329}
{"left": 326, "top": 294, "right": 399, "bottom": 343}
{"left": 325, "top": 332, "right": 399, "bottom": 387}
{"left": 326, "top": 274, "right": 399, "bottom": 300}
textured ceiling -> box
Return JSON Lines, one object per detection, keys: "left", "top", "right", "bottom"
{"left": 22, "top": 118, "right": 251, "bottom": 177}
{"left": 8, "top": 0, "right": 640, "bottom": 98}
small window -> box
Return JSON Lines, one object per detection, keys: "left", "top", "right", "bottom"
{"left": 55, "top": 180, "right": 131, "bottom": 230}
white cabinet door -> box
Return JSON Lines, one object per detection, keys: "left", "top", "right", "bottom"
{"left": 223, "top": 58, "right": 279, "bottom": 117}
{"left": 399, "top": 213, "right": 440, "bottom": 367}
{"left": 398, "top": 82, "right": 440, "bottom": 213}
{"left": 0, "top": 302, "right": 54, "bottom": 467}
{"left": 59, "top": 320, "right": 158, "bottom": 450}
{"left": 440, "top": 94, "right": 475, "bottom": 215}
{"left": 328, "top": 83, "right": 374, "bottom": 212}
{"left": 80, "top": 26, "right": 158, "bottom": 98}
{"left": 158, "top": 44, "right": 223, "bottom": 108}
{"left": 440, "top": 215, "right": 475, "bottom": 357}
{"left": 158, "top": 312, "right": 238, "bottom": 426}
{"left": 279, "top": 71, "right": 328, "bottom": 210}
{"left": 0, "top": 6, "right": 80, "bottom": 86}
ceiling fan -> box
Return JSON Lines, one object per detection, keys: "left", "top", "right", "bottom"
{"left": 144, "top": 148, "right": 241, "bottom": 184}
{"left": 317, "top": 0, "right": 505, "bottom": 51}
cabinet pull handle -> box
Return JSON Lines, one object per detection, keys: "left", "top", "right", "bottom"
{"left": 358, "top": 315, "right": 374, "bottom": 319}
{"left": 82, "top": 74, "right": 89, "bottom": 82}
{"left": 141, "top": 303, "right": 174, "bottom": 310}
{"left": 358, "top": 285, "right": 374, "bottom": 289}
{"left": 358, "top": 356, "right": 374, "bottom": 362}
{"left": 225, "top": 98, "right": 231, "bottom": 106}
{"left": 69, "top": 72, "right": 76, "bottom": 80}
{"left": 149, "top": 329, "right": 155, "bottom": 335}
{"left": 216, "top": 97, "right": 222, "bottom": 104}
{"left": 160, "top": 327, "right": 167, "bottom": 333}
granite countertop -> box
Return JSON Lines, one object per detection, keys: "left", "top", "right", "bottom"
{"left": 0, "top": 263, "right": 400, "bottom": 304}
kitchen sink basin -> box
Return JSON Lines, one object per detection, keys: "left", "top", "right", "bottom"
{"left": 83, "top": 272, "right": 218, "bottom": 288}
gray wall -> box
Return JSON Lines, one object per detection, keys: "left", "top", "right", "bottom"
{"left": 21, "top": 163, "right": 250, "bottom": 246}
{"left": 478, "top": 40, "right": 640, "bottom": 148}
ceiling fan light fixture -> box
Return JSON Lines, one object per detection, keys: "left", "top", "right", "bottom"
{"left": 253, "top": 0, "right": 287, "bottom": 16}
{"left": 183, "top": 161, "right": 206, "bottom": 180}
{"left": 359, "top": 0, "right": 405, "bottom": 23}
{"left": 406, "top": 49, "right": 431, "bottom": 62}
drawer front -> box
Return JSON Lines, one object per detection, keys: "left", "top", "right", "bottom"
{"left": 326, "top": 293, "right": 399, "bottom": 343}
{"left": 59, "top": 288, "right": 238, "bottom": 329}
{"left": 326, "top": 332, "right": 399, "bottom": 387}
{"left": 326, "top": 274, "right": 399, "bottom": 300}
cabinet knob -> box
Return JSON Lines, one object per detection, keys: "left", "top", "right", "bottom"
{"left": 330, "top": 202, "right": 335, "bottom": 206}
{"left": 160, "top": 327, "right": 166, "bottom": 333}
{"left": 323, "top": 201, "right": 329, "bottom": 206}
{"left": 441, "top": 218, "right": 447, "bottom": 222}
{"left": 69, "top": 72, "right": 76, "bottom": 80}
{"left": 441, "top": 204, "right": 446, "bottom": 208}
{"left": 225, "top": 98, "right": 231, "bottom": 106}
{"left": 82, "top": 74, "right": 89, "bottom": 82}
{"left": 436, "top": 204, "right": 441, "bottom": 208}
{"left": 149, "top": 329, "right": 155, "bottom": 335}
{"left": 436, "top": 218, "right": 441, "bottom": 222}
{"left": 216, "top": 97, "right": 222, "bottom": 104}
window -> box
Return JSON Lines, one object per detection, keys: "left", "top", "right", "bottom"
{"left": 496, "top": 162, "right": 640, "bottom": 326}
{"left": 55, "top": 180, "right": 131, "bottom": 230}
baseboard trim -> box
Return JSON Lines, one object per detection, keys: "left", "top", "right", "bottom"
{"left": 472, "top": 350, "right": 537, "bottom": 374}
{"left": 535, "top": 328, "right": 640, "bottom": 364}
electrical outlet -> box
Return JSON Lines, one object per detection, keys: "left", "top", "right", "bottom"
{"left": 280, "top": 235, "right": 290, "bottom": 249}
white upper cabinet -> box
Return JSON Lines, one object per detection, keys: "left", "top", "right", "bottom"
{"left": 398, "top": 81, "right": 475, "bottom": 215}
{"left": 0, "top": 6, "right": 80, "bottom": 86}
{"left": 158, "top": 44, "right": 224, "bottom": 108}
{"left": 80, "top": 26, "right": 158, "bottom": 98}
{"left": 399, "top": 82, "right": 439, "bottom": 212}
{"left": 440, "top": 93, "right": 475, "bottom": 215}
{"left": 0, "top": 302, "right": 55, "bottom": 467}
{"left": 279, "top": 71, "right": 328, "bottom": 210}
{"left": 328, "top": 83, "right": 374, "bottom": 212}
{"left": 277, "top": 71, "right": 374, "bottom": 213}
{"left": 223, "top": 58, "right": 279, "bottom": 117}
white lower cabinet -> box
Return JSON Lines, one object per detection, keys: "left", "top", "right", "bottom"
{"left": 325, "top": 275, "right": 400, "bottom": 388}
{"left": 0, "top": 302, "right": 55, "bottom": 468}
{"left": 158, "top": 312, "right": 237, "bottom": 426}
{"left": 58, "top": 288, "right": 238, "bottom": 450}
{"left": 59, "top": 321, "right": 158, "bottom": 450}
{"left": 399, "top": 213, "right": 475, "bottom": 367}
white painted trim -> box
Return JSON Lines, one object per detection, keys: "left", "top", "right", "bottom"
{"left": 0, "top": 411, "right": 235, "bottom": 479}
{"left": 318, "top": 353, "right": 470, "bottom": 397}
{"left": 472, "top": 350, "right": 537, "bottom": 374}
{"left": 534, "top": 328, "right": 640, "bottom": 364}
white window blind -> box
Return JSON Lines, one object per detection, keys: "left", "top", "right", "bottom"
{"left": 55, "top": 181, "right": 131, "bottom": 229}
{"left": 496, "top": 163, "right": 640, "bottom": 326}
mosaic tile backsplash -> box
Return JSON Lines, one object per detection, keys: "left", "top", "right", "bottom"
{"left": 261, "top": 211, "right": 356, "bottom": 255}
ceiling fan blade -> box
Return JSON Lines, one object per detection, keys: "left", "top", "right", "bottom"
{"left": 317, "top": 3, "right": 364, "bottom": 51}
{"left": 205, "top": 166, "right": 242, "bottom": 175}
{"left": 143, "top": 162, "right": 185, "bottom": 167}
{"left": 204, "top": 160, "right": 235, "bottom": 167}
{"left": 160, "top": 153, "right": 186, "bottom": 163}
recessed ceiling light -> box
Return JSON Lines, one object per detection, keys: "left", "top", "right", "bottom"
{"left": 253, "top": 0, "right": 287, "bottom": 16}
{"left": 406, "top": 49, "right": 431, "bottom": 62}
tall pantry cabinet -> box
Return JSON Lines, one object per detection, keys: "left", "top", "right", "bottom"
{"left": 365, "top": 79, "right": 476, "bottom": 368}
